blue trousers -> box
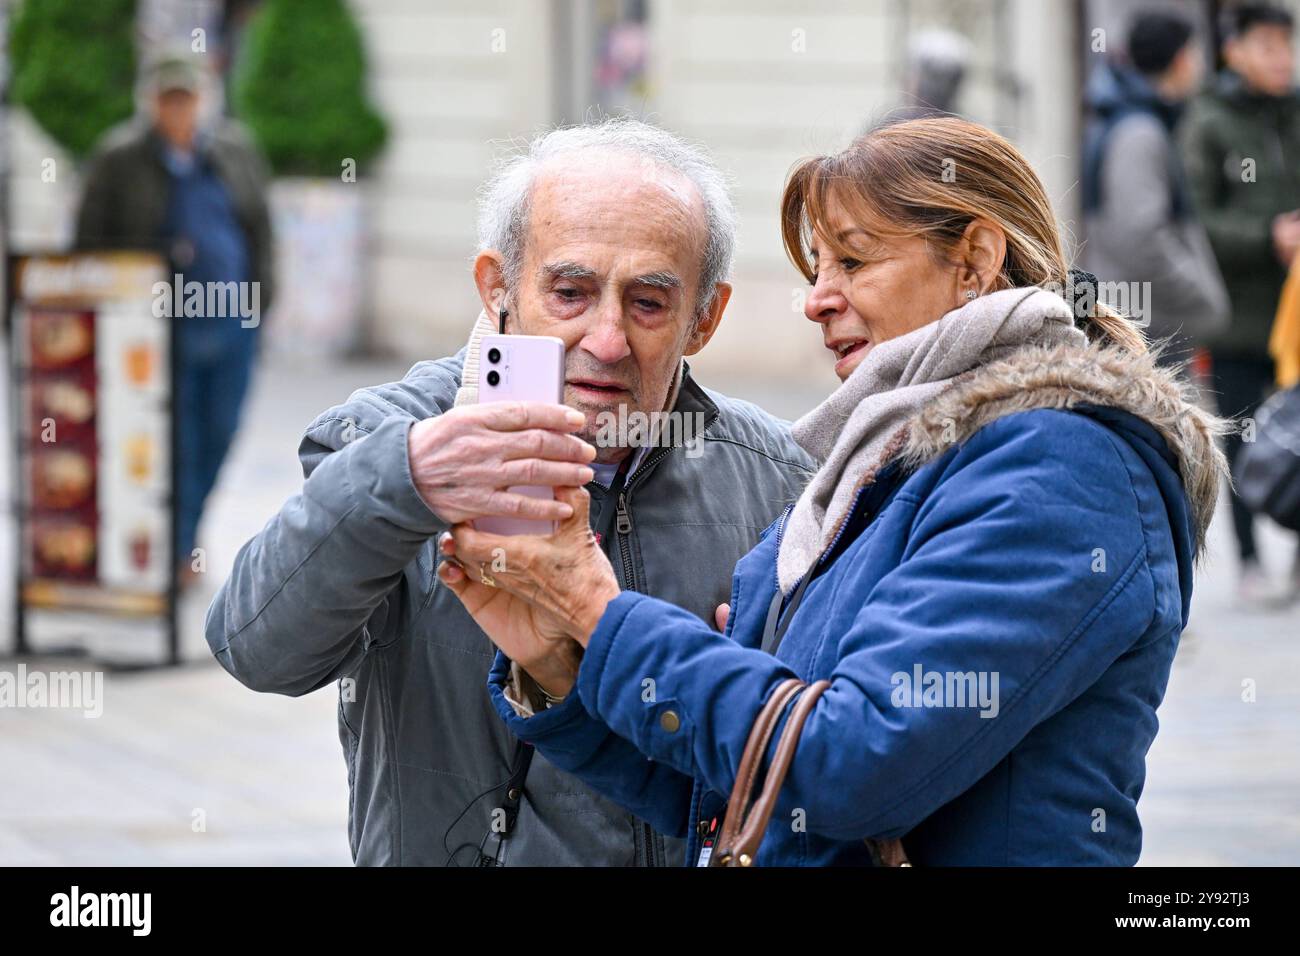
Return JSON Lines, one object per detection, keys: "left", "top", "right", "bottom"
{"left": 175, "top": 324, "right": 259, "bottom": 564}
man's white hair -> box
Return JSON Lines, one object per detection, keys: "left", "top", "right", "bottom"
{"left": 476, "top": 117, "right": 736, "bottom": 319}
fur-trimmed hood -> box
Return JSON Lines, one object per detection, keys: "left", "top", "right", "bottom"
{"left": 898, "top": 341, "right": 1230, "bottom": 558}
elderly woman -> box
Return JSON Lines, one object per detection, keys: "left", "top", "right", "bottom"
{"left": 436, "top": 117, "right": 1227, "bottom": 866}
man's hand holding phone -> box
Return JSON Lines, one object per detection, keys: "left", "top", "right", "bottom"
{"left": 407, "top": 401, "right": 595, "bottom": 526}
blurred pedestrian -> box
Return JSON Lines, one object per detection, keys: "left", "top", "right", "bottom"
{"left": 1082, "top": 9, "right": 1229, "bottom": 367}
{"left": 874, "top": 28, "right": 971, "bottom": 130}
{"left": 1181, "top": 2, "right": 1300, "bottom": 602}
{"left": 897, "top": 29, "right": 971, "bottom": 120}
{"left": 74, "top": 49, "right": 275, "bottom": 584}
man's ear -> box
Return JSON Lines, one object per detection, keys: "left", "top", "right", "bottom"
{"left": 957, "top": 219, "right": 1007, "bottom": 293}
{"left": 473, "top": 251, "right": 508, "bottom": 317}
{"left": 684, "top": 282, "right": 732, "bottom": 356}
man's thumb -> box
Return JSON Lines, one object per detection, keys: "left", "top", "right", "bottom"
{"left": 554, "top": 484, "right": 591, "bottom": 530}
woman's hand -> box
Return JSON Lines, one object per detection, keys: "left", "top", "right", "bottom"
{"left": 436, "top": 484, "right": 621, "bottom": 680}
{"left": 435, "top": 553, "right": 581, "bottom": 697}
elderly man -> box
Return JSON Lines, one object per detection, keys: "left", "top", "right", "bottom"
{"left": 205, "top": 119, "right": 815, "bottom": 866}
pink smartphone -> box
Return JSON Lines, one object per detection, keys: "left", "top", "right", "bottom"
{"left": 475, "top": 333, "right": 567, "bottom": 535}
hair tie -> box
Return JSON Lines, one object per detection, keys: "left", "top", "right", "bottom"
{"left": 1063, "top": 268, "right": 1099, "bottom": 318}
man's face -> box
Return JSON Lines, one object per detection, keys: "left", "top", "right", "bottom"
{"left": 1227, "top": 24, "right": 1295, "bottom": 97}
{"left": 491, "top": 156, "right": 719, "bottom": 462}
{"left": 153, "top": 88, "right": 199, "bottom": 150}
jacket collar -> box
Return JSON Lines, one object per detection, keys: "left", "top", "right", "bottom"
{"left": 674, "top": 360, "right": 720, "bottom": 431}
{"left": 896, "top": 341, "right": 1229, "bottom": 557}
{"left": 616, "top": 360, "right": 720, "bottom": 490}
{"left": 1214, "top": 68, "right": 1300, "bottom": 109}
{"left": 1089, "top": 61, "right": 1184, "bottom": 129}
{"left": 144, "top": 123, "right": 220, "bottom": 175}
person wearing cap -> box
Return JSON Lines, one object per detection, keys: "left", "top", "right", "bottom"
{"left": 75, "top": 51, "right": 275, "bottom": 583}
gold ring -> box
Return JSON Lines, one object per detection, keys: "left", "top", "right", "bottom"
{"left": 478, "top": 562, "right": 496, "bottom": 588}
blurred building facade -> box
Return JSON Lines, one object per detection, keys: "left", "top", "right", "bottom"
{"left": 5, "top": 0, "right": 1300, "bottom": 382}
{"left": 348, "top": 0, "right": 1081, "bottom": 386}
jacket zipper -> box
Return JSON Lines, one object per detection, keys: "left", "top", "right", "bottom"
{"left": 612, "top": 439, "right": 676, "bottom": 596}
{"left": 615, "top": 492, "right": 635, "bottom": 589}
{"left": 773, "top": 485, "right": 870, "bottom": 595}
{"left": 615, "top": 462, "right": 655, "bottom": 865}
{"left": 772, "top": 504, "right": 794, "bottom": 550}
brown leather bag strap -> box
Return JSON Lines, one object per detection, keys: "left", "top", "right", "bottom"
{"left": 729, "top": 679, "right": 831, "bottom": 864}
{"left": 868, "top": 836, "right": 912, "bottom": 867}
{"left": 713, "top": 678, "right": 831, "bottom": 866}
{"left": 715, "top": 677, "right": 803, "bottom": 857}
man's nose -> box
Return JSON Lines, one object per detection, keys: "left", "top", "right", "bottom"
{"left": 578, "top": 297, "right": 632, "bottom": 365}
{"left": 805, "top": 274, "right": 846, "bottom": 325}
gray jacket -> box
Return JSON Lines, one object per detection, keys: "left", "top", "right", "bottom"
{"left": 1083, "top": 112, "right": 1229, "bottom": 353}
{"left": 205, "top": 349, "right": 816, "bottom": 865}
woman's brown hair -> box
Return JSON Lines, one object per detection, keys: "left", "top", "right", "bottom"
{"left": 780, "top": 116, "right": 1146, "bottom": 353}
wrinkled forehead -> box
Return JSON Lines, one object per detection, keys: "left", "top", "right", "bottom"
{"left": 524, "top": 153, "right": 708, "bottom": 276}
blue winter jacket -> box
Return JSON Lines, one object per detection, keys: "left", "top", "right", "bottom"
{"left": 486, "top": 343, "right": 1223, "bottom": 866}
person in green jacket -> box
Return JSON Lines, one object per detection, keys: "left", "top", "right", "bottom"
{"left": 1181, "top": 2, "right": 1300, "bottom": 603}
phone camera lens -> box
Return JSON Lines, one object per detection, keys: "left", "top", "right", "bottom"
{"left": 487, "top": 347, "right": 501, "bottom": 364}
{"left": 486, "top": 370, "right": 500, "bottom": 387}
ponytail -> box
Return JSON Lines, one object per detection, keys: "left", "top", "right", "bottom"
{"left": 1085, "top": 300, "right": 1149, "bottom": 354}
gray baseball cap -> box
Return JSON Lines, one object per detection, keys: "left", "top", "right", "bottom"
{"left": 144, "top": 51, "right": 203, "bottom": 94}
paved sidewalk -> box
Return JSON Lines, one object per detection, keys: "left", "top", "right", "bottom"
{"left": 1, "top": 355, "right": 1297, "bottom": 865}
{"left": 0, "top": 355, "right": 410, "bottom": 866}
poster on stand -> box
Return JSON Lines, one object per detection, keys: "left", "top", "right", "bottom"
{"left": 7, "top": 252, "right": 175, "bottom": 657}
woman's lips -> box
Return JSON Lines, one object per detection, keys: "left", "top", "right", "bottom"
{"left": 832, "top": 340, "right": 869, "bottom": 374}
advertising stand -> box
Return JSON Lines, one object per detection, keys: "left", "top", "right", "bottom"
{"left": 6, "top": 251, "right": 178, "bottom": 667}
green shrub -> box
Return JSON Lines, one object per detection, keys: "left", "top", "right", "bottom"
{"left": 231, "top": 0, "right": 388, "bottom": 177}
{"left": 9, "top": 0, "right": 138, "bottom": 159}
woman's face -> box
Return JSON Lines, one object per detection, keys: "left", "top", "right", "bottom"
{"left": 805, "top": 196, "right": 966, "bottom": 381}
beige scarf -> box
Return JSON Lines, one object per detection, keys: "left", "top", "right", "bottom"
{"left": 453, "top": 310, "right": 500, "bottom": 409}
{"left": 775, "top": 287, "right": 1088, "bottom": 594}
